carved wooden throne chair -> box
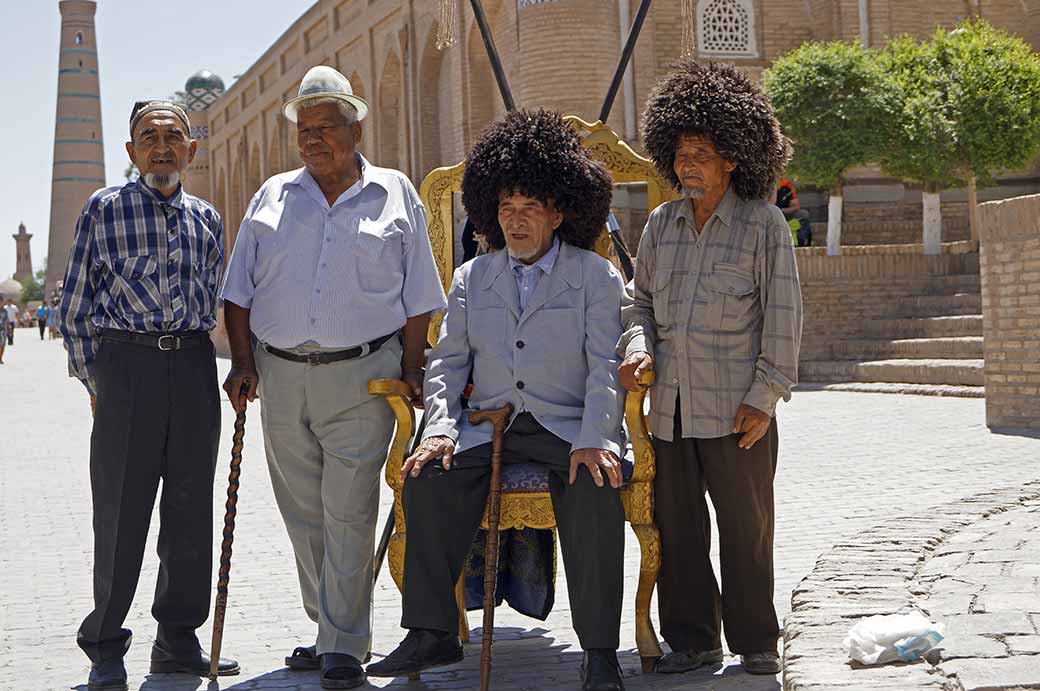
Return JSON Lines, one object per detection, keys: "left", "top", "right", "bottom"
{"left": 369, "top": 117, "right": 677, "bottom": 673}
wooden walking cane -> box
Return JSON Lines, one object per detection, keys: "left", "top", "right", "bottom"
{"left": 209, "top": 382, "right": 250, "bottom": 681}
{"left": 468, "top": 404, "right": 513, "bottom": 691}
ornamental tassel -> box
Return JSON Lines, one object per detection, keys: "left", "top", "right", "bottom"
{"left": 436, "top": 0, "right": 459, "bottom": 50}
{"left": 681, "top": 0, "right": 696, "bottom": 58}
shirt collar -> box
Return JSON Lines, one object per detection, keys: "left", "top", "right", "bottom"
{"left": 289, "top": 152, "right": 389, "bottom": 202}
{"left": 509, "top": 235, "right": 561, "bottom": 276}
{"left": 676, "top": 184, "right": 737, "bottom": 229}
{"left": 134, "top": 178, "right": 185, "bottom": 210}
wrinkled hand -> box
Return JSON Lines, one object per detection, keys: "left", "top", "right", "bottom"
{"left": 402, "top": 367, "right": 425, "bottom": 409}
{"left": 618, "top": 351, "right": 653, "bottom": 392}
{"left": 402, "top": 435, "right": 455, "bottom": 481}
{"left": 569, "top": 448, "right": 623, "bottom": 488}
{"left": 223, "top": 367, "right": 259, "bottom": 414}
{"left": 89, "top": 394, "right": 96, "bottom": 417}
{"left": 733, "top": 403, "right": 771, "bottom": 450}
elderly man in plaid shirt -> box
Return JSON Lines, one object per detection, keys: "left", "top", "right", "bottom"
{"left": 619, "top": 61, "right": 803, "bottom": 677}
{"left": 60, "top": 100, "right": 238, "bottom": 691}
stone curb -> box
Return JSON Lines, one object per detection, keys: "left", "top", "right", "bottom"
{"left": 783, "top": 479, "right": 1040, "bottom": 691}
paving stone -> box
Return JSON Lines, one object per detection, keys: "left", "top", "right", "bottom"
{"left": 937, "top": 633, "right": 1009, "bottom": 659}
{"left": 944, "top": 612, "right": 1037, "bottom": 636}
{"left": 975, "top": 592, "right": 1040, "bottom": 614}
{"left": 940, "top": 655, "right": 1040, "bottom": 690}
{"left": 1006, "top": 635, "right": 1040, "bottom": 654}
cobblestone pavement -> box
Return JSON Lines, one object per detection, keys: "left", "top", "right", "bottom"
{"left": 783, "top": 481, "right": 1040, "bottom": 690}
{"left": 922, "top": 494, "right": 1040, "bottom": 690}
{"left": 3, "top": 333, "right": 1040, "bottom": 691}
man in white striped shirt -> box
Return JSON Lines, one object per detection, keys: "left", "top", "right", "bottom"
{"left": 219, "top": 66, "right": 446, "bottom": 690}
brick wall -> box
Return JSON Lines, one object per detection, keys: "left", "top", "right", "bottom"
{"left": 978, "top": 195, "right": 1040, "bottom": 430}
{"left": 797, "top": 243, "right": 979, "bottom": 361}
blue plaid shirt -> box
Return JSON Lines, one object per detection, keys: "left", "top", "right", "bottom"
{"left": 59, "top": 180, "right": 224, "bottom": 395}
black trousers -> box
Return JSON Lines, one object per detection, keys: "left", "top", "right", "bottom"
{"left": 652, "top": 405, "right": 780, "bottom": 655}
{"left": 401, "top": 413, "right": 625, "bottom": 650}
{"left": 77, "top": 337, "right": 221, "bottom": 663}
{"left": 39, "top": 321, "right": 46, "bottom": 339}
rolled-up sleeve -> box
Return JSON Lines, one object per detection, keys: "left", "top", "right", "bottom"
{"left": 619, "top": 211, "right": 659, "bottom": 358}
{"left": 218, "top": 197, "right": 259, "bottom": 309}
{"left": 400, "top": 181, "right": 449, "bottom": 318}
{"left": 742, "top": 209, "right": 803, "bottom": 416}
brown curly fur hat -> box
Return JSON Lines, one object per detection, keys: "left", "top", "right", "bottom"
{"left": 642, "top": 60, "right": 792, "bottom": 200}
{"left": 461, "top": 109, "right": 613, "bottom": 251}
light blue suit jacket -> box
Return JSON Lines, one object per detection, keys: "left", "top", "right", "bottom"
{"left": 422, "top": 242, "right": 626, "bottom": 458}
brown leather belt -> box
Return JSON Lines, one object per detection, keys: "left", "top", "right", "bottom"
{"left": 262, "top": 332, "right": 397, "bottom": 365}
{"left": 99, "top": 328, "right": 210, "bottom": 351}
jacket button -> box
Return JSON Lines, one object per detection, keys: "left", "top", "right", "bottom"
{"left": 516, "top": 381, "right": 525, "bottom": 390}
{"left": 516, "top": 340, "right": 525, "bottom": 349}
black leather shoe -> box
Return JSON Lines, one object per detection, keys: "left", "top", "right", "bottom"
{"left": 149, "top": 642, "right": 240, "bottom": 676}
{"left": 87, "top": 659, "right": 128, "bottom": 691}
{"left": 320, "top": 653, "right": 365, "bottom": 690}
{"left": 581, "top": 649, "right": 625, "bottom": 691}
{"left": 366, "top": 629, "right": 464, "bottom": 677}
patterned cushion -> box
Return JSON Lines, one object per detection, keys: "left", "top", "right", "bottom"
{"left": 500, "top": 447, "right": 636, "bottom": 494}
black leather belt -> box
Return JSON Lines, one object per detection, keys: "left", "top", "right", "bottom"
{"left": 99, "top": 328, "right": 210, "bottom": 351}
{"left": 262, "top": 332, "right": 396, "bottom": 365}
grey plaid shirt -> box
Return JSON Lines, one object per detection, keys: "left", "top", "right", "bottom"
{"left": 620, "top": 188, "right": 803, "bottom": 441}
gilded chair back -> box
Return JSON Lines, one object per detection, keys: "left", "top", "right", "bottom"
{"left": 418, "top": 116, "right": 678, "bottom": 344}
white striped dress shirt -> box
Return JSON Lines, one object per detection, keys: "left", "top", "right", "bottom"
{"left": 220, "top": 154, "right": 448, "bottom": 349}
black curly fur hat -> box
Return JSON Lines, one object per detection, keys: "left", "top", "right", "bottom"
{"left": 461, "top": 109, "right": 613, "bottom": 251}
{"left": 642, "top": 60, "right": 792, "bottom": 200}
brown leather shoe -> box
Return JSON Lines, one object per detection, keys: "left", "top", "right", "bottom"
{"left": 741, "top": 652, "right": 782, "bottom": 675}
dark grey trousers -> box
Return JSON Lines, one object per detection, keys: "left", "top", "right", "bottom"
{"left": 77, "top": 336, "right": 221, "bottom": 663}
{"left": 652, "top": 405, "right": 780, "bottom": 655}
{"left": 400, "top": 413, "right": 625, "bottom": 650}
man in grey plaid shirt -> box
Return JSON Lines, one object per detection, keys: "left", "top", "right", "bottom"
{"left": 619, "top": 61, "right": 802, "bottom": 677}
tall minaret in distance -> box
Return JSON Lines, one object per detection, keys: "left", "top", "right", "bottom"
{"left": 45, "top": 0, "right": 105, "bottom": 296}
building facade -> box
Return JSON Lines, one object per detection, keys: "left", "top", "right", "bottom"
{"left": 203, "top": 0, "right": 1040, "bottom": 254}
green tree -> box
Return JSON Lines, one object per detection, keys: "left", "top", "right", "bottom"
{"left": 879, "top": 20, "right": 1040, "bottom": 252}
{"left": 765, "top": 41, "right": 894, "bottom": 254}
{"left": 21, "top": 273, "right": 43, "bottom": 302}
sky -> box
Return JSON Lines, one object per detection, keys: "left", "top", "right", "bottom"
{"left": 0, "top": 0, "right": 317, "bottom": 281}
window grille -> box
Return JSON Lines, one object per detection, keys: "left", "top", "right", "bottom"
{"left": 697, "top": 0, "right": 758, "bottom": 58}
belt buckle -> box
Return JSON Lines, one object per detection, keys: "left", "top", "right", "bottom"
{"left": 158, "top": 335, "right": 181, "bottom": 351}
{"left": 307, "top": 352, "right": 323, "bottom": 366}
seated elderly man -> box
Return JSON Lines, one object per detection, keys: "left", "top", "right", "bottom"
{"left": 366, "top": 110, "right": 628, "bottom": 691}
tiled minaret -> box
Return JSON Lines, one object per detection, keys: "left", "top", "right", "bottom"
{"left": 45, "top": 0, "right": 105, "bottom": 296}
{"left": 183, "top": 69, "right": 225, "bottom": 201}
{"left": 13, "top": 223, "right": 33, "bottom": 283}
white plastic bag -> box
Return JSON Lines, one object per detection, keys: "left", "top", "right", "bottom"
{"left": 842, "top": 612, "right": 945, "bottom": 665}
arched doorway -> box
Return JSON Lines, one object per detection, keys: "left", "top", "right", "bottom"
{"left": 378, "top": 52, "right": 404, "bottom": 171}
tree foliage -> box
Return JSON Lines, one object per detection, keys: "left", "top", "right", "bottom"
{"left": 20, "top": 274, "right": 43, "bottom": 302}
{"left": 878, "top": 20, "right": 1040, "bottom": 190}
{"left": 764, "top": 41, "right": 894, "bottom": 191}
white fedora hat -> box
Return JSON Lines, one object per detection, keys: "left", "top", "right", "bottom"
{"left": 283, "top": 65, "right": 369, "bottom": 123}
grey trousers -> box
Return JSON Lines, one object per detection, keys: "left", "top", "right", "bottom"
{"left": 254, "top": 338, "right": 399, "bottom": 659}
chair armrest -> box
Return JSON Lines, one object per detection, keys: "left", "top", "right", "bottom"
{"left": 624, "top": 371, "right": 655, "bottom": 484}
{"left": 368, "top": 378, "right": 416, "bottom": 492}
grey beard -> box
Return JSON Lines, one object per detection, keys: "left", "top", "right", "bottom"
{"left": 144, "top": 171, "right": 181, "bottom": 190}
{"left": 681, "top": 186, "right": 706, "bottom": 200}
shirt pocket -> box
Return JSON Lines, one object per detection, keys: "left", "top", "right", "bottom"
{"left": 355, "top": 219, "right": 405, "bottom": 294}
{"left": 704, "top": 262, "right": 758, "bottom": 333}
{"left": 650, "top": 265, "right": 678, "bottom": 329}
{"left": 110, "top": 255, "right": 162, "bottom": 313}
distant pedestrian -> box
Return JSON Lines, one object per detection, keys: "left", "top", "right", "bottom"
{"left": 47, "top": 299, "right": 60, "bottom": 339}
{"left": 59, "top": 99, "right": 238, "bottom": 691}
{"left": 36, "top": 303, "right": 50, "bottom": 340}
{"left": 3, "top": 299, "right": 16, "bottom": 345}
{"left": 0, "top": 300, "right": 7, "bottom": 363}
